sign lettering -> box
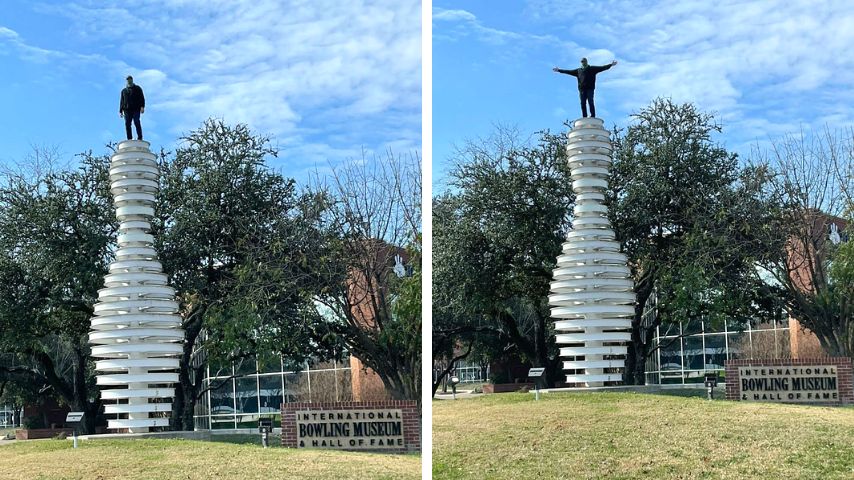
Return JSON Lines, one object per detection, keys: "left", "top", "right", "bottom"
{"left": 66, "top": 412, "right": 84, "bottom": 423}
{"left": 295, "top": 409, "right": 405, "bottom": 450}
{"left": 737, "top": 365, "right": 839, "bottom": 403}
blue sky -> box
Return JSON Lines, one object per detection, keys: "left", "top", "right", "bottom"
{"left": 433, "top": 0, "right": 854, "bottom": 190}
{"left": 0, "top": 0, "right": 421, "bottom": 181}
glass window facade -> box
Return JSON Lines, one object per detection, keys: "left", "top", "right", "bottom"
{"left": 0, "top": 405, "right": 22, "bottom": 428}
{"left": 645, "top": 319, "right": 790, "bottom": 385}
{"left": 193, "top": 356, "right": 352, "bottom": 431}
{"left": 431, "top": 358, "right": 491, "bottom": 386}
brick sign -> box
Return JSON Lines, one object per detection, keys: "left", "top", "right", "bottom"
{"left": 282, "top": 401, "right": 420, "bottom": 453}
{"left": 296, "top": 409, "right": 404, "bottom": 449}
{"left": 726, "top": 357, "right": 853, "bottom": 405}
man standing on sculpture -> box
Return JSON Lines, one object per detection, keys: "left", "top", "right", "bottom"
{"left": 119, "top": 75, "right": 145, "bottom": 140}
{"left": 553, "top": 58, "right": 617, "bottom": 118}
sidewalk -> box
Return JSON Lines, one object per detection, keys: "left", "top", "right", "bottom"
{"left": 434, "top": 389, "right": 482, "bottom": 400}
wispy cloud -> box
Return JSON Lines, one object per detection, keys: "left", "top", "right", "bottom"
{"left": 433, "top": 7, "right": 567, "bottom": 48}
{"left": 521, "top": 0, "right": 854, "bottom": 148}
{"left": 4, "top": 0, "right": 421, "bottom": 168}
{"left": 433, "top": 1, "right": 854, "bottom": 160}
{"left": 0, "top": 25, "right": 106, "bottom": 67}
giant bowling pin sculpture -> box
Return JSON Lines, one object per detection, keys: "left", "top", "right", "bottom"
{"left": 89, "top": 140, "right": 184, "bottom": 432}
{"left": 550, "top": 117, "right": 635, "bottom": 387}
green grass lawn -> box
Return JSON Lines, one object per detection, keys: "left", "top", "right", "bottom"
{"left": 0, "top": 437, "right": 420, "bottom": 480}
{"left": 433, "top": 392, "right": 854, "bottom": 480}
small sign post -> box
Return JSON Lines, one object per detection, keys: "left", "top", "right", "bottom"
{"left": 528, "top": 368, "right": 546, "bottom": 401}
{"left": 66, "top": 412, "right": 84, "bottom": 449}
{"left": 259, "top": 418, "right": 273, "bottom": 448}
{"left": 704, "top": 373, "right": 718, "bottom": 401}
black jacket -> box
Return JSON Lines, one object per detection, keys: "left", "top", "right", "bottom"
{"left": 120, "top": 84, "right": 145, "bottom": 113}
{"left": 556, "top": 64, "right": 613, "bottom": 90}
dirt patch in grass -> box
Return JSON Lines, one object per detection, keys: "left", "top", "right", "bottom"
{"left": 0, "top": 438, "right": 420, "bottom": 480}
{"left": 433, "top": 392, "right": 854, "bottom": 479}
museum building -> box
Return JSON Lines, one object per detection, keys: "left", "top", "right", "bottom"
{"left": 645, "top": 213, "right": 847, "bottom": 385}
{"left": 192, "top": 242, "right": 410, "bottom": 430}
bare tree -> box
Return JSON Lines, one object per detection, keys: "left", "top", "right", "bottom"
{"left": 0, "top": 144, "right": 68, "bottom": 185}
{"left": 751, "top": 126, "right": 854, "bottom": 361}
{"left": 311, "top": 150, "right": 422, "bottom": 402}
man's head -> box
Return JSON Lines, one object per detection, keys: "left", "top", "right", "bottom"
{"left": 126, "top": 75, "right": 134, "bottom": 86}
{"left": 580, "top": 58, "right": 588, "bottom": 67}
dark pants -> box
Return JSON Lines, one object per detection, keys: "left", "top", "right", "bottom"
{"left": 579, "top": 89, "right": 596, "bottom": 117}
{"left": 124, "top": 109, "right": 142, "bottom": 140}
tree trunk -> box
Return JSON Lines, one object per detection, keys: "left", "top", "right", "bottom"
{"left": 30, "top": 347, "right": 100, "bottom": 434}
{"left": 171, "top": 380, "right": 185, "bottom": 430}
{"left": 534, "top": 314, "right": 553, "bottom": 385}
{"left": 172, "top": 339, "right": 198, "bottom": 431}
{"left": 494, "top": 309, "right": 562, "bottom": 386}
{"left": 624, "top": 275, "right": 655, "bottom": 385}
{"left": 72, "top": 344, "right": 100, "bottom": 434}
{"left": 546, "top": 354, "right": 562, "bottom": 388}
{"left": 790, "top": 301, "right": 852, "bottom": 363}
{"left": 181, "top": 383, "right": 196, "bottom": 430}
{"left": 172, "top": 372, "right": 188, "bottom": 430}
{"left": 172, "top": 306, "right": 205, "bottom": 431}
{"left": 431, "top": 343, "right": 472, "bottom": 397}
{"left": 82, "top": 400, "right": 99, "bottom": 434}
{"left": 624, "top": 320, "right": 647, "bottom": 385}
{"left": 375, "top": 362, "right": 419, "bottom": 402}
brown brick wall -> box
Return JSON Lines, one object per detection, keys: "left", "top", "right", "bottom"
{"left": 783, "top": 214, "right": 846, "bottom": 360}
{"left": 344, "top": 242, "right": 408, "bottom": 402}
{"left": 725, "top": 357, "right": 853, "bottom": 405}
{"left": 15, "top": 428, "right": 75, "bottom": 440}
{"left": 788, "top": 318, "right": 825, "bottom": 359}
{"left": 349, "top": 356, "right": 392, "bottom": 401}
{"left": 281, "top": 400, "right": 420, "bottom": 453}
{"left": 482, "top": 382, "right": 535, "bottom": 394}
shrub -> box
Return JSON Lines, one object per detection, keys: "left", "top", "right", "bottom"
{"left": 22, "top": 416, "right": 45, "bottom": 429}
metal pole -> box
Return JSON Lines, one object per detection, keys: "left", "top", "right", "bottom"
{"left": 262, "top": 430, "right": 268, "bottom": 448}
{"left": 73, "top": 430, "right": 78, "bottom": 449}
{"left": 535, "top": 384, "right": 540, "bottom": 401}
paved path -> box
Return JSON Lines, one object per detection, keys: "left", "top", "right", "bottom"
{"left": 434, "top": 389, "right": 483, "bottom": 400}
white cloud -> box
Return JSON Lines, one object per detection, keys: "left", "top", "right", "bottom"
{"left": 433, "top": 7, "right": 562, "bottom": 46}
{"left": 0, "top": 26, "right": 60, "bottom": 63}
{"left": 432, "top": 1, "right": 854, "bottom": 159}
{"left": 8, "top": 0, "right": 421, "bottom": 168}
{"left": 522, "top": 0, "right": 854, "bottom": 144}
{"left": 433, "top": 9, "right": 476, "bottom": 23}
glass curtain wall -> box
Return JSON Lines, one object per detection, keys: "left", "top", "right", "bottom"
{"left": 193, "top": 356, "right": 353, "bottom": 430}
{"left": 0, "top": 405, "right": 22, "bottom": 428}
{"left": 645, "top": 318, "right": 791, "bottom": 385}
{"left": 433, "top": 358, "right": 490, "bottom": 384}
